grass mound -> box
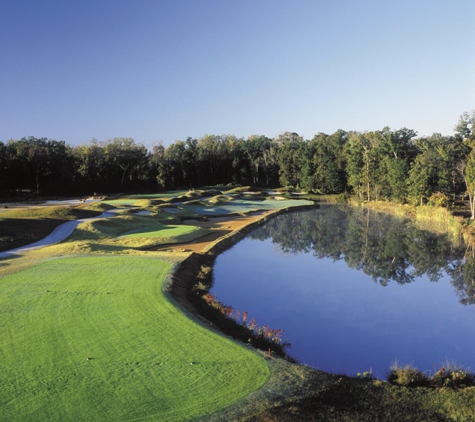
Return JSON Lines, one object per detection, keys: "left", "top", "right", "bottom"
{"left": 101, "top": 198, "right": 140, "bottom": 206}
{"left": 70, "top": 214, "right": 147, "bottom": 241}
{"left": 131, "top": 198, "right": 155, "bottom": 208}
{"left": 122, "top": 224, "right": 199, "bottom": 239}
{"left": 118, "top": 224, "right": 206, "bottom": 248}
{"left": 183, "top": 198, "right": 313, "bottom": 215}
{"left": 57, "top": 213, "right": 207, "bottom": 251}
{"left": 127, "top": 191, "right": 188, "bottom": 199}
{"left": 179, "top": 189, "right": 223, "bottom": 200}
{"left": 206, "top": 195, "right": 233, "bottom": 205}
{"left": 77, "top": 201, "right": 116, "bottom": 212}
{"left": 0, "top": 206, "right": 99, "bottom": 220}
{"left": 0, "top": 207, "right": 101, "bottom": 252}
{"left": 0, "top": 256, "right": 269, "bottom": 421}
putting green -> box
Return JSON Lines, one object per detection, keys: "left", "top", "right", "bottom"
{"left": 122, "top": 224, "right": 198, "bottom": 238}
{"left": 0, "top": 256, "right": 269, "bottom": 421}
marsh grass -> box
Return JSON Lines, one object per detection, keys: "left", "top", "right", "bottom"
{"left": 357, "top": 200, "right": 464, "bottom": 241}
{"left": 173, "top": 254, "right": 290, "bottom": 358}
{"left": 415, "top": 205, "right": 463, "bottom": 238}
{"left": 387, "top": 361, "right": 475, "bottom": 390}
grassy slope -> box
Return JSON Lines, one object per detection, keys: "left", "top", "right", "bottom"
{"left": 0, "top": 207, "right": 100, "bottom": 252}
{"left": 121, "top": 223, "right": 199, "bottom": 238}
{"left": 182, "top": 198, "right": 313, "bottom": 215}
{"left": 0, "top": 256, "right": 269, "bottom": 422}
{"left": 3, "top": 194, "right": 475, "bottom": 420}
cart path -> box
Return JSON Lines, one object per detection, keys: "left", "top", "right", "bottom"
{"left": 0, "top": 210, "right": 119, "bottom": 260}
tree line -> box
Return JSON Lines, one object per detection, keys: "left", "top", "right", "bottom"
{"left": 1, "top": 111, "right": 475, "bottom": 208}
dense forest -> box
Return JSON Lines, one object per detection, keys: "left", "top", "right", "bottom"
{"left": 1, "top": 111, "right": 475, "bottom": 209}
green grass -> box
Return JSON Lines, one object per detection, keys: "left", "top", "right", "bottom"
{"left": 0, "top": 256, "right": 269, "bottom": 422}
{"left": 4, "top": 192, "right": 475, "bottom": 420}
{"left": 0, "top": 206, "right": 99, "bottom": 220}
{"left": 64, "top": 216, "right": 207, "bottom": 250}
{"left": 0, "top": 207, "right": 101, "bottom": 252}
{"left": 182, "top": 198, "right": 313, "bottom": 215}
{"left": 127, "top": 190, "right": 188, "bottom": 199}
{"left": 101, "top": 198, "right": 141, "bottom": 206}
{"left": 118, "top": 224, "right": 205, "bottom": 248}
{"left": 121, "top": 224, "right": 199, "bottom": 238}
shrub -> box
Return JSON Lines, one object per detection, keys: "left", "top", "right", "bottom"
{"left": 387, "top": 362, "right": 475, "bottom": 389}
{"left": 427, "top": 192, "right": 449, "bottom": 207}
{"left": 197, "top": 265, "right": 212, "bottom": 280}
{"left": 336, "top": 192, "right": 350, "bottom": 204}
{"left": 356, "top": 370, "right": 373, "bottom": 380}
{"left": 387, "top": 364, "right": 429, "bottom": 387}
{"left": 430, "top": 366, "right": 475, "bottom": 389}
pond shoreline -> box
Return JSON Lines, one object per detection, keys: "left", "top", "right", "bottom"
{"left": 167, "top": 199, "right": 475, "bottom": 420}
{"left": 167, "top": 204, "right": 317, "bottom": 348}
{"left": 166, "top": 203, "right": 330, "bottom": 419}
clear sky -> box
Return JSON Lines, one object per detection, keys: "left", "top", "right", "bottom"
{"left": 1, "top": 0, "right": 474, "bottom": 147}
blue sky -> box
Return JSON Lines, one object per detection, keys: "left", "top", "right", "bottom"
{"left": 1, "top": 0, "right": 474, "bottom": 147}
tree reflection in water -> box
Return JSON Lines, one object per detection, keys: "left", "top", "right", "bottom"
{"left": 249, "top": 205, "right": 472, "bottom": 302}
{"left": 212, "top": 204, "right": 475, "bottom": 377}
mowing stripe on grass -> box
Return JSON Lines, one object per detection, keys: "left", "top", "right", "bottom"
{"left": 0, "top": 256, "right": 269, "bottom": 421}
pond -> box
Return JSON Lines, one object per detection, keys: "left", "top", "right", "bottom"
{"left": 211, "top": 205, "right": 475, "bottom": 379}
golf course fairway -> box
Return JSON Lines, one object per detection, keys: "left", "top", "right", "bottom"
{"left": 0, "top": 256, "right": 269, "bottom": 421}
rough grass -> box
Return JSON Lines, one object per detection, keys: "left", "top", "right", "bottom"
{"left": 0, "top": 256, "right": 269, "bottom": 422}
{"left": 77, "top": 201, "right": 116, "bottom": 212}
{"left": 0, "top": 206, "right": 100, "bottom": 220}
{"left": 0, "top": 207, "right": 100, "bottom": 252}
{"left": 182, "top": 198, "right": 313, "bottom": 215}
{"left": 59, "top": 215, "right": 207, "bottom": 251}
{"left": 118, "top": 224, "right": 207, "bottom": 249}
{"left": 213, "top": 356, "right": 475, "bottom": 421}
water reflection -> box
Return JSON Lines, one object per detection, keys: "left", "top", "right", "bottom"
{"left": 212, "top": 205, "right": 475, "bottom": 378}
{"left": 250, "top": 205, "right": 465, "bottom": 287}
{"left": 451, "top": 247, "right": 475, "bottom": 306}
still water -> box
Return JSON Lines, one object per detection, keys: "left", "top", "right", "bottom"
{"left": 212, "top": 205, "right": 475, "bottom": 379}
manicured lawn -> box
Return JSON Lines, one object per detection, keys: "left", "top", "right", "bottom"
{"left": 122, "top": 224, "right": 199, "bottom": 238}
{"left": 0, "top": 256, "right": 269, "bottom": 421}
